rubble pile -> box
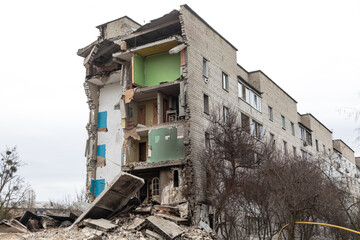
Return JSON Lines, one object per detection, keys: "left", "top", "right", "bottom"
{"left": 0, "top": 173, "right": 215, "bottom": 239}
{"left": 0, "top": 204, "right": 215, "bottom": 240}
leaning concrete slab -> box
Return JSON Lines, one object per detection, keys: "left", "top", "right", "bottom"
{"left": 146, "top": 216, "right": 184, "bottom": 240}
{"left": 72, "top": 171, "right": 144, "bottom": 226}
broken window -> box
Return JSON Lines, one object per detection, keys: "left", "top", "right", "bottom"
{"left": 222, "top": 72, "right": 228, "bottom": 91}
{"left": 204, "top": 94, "right": 209, "bottom": 114}
{"left": 223, "top": 106, "right": 229, "bottom": 123}
{"left": 152, "top": 177, "right": 159, "bottom": 196}
{"left": 173, "top": 170, "right": 179, "bottom": 188}
{"left": 203, "top": 58, "right": 209, "bottom": 78}
{"left": 281, "top": 115, "right": 286, "bottom": 129}
{"left": 268, "top": 106, "right": 273, "bottom": 121}
{"left": 251, "top": 119, "right": 263, "bottom": 140}
{"left": 241, "top": 113, "right": 250, "bottom": 133}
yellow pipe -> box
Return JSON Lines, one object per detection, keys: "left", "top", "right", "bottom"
{"left": 276, "top": 221, "right": 360, "bottom": 240}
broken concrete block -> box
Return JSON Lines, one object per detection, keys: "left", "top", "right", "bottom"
{"left": 40, "top": 215, "right": 60, "bottom": 229}
{"left": 125, "top": 217, "right": 145, "bottom": 231}
{"left": 198, "top": 220, "right": 212, "bottom": 233}
{"left": 145, "top": 229, "right": 164, "bottom": 240}
{"left": 177, "top": 202, "right": 189, "bottom": 219}
{"left": 83, "top": 218, "right": 117, "bottom": 232}
{"left": 154, "top": 205, "right": 178, "bottom": 215}
{"left": 0, "top": 219, "right": 28, "bottom": 233}
{"left": 132, "top": 205, "right": 152, "bottom": 214}
{"left": 0, "top": 233, "right": 26, "bottom": 240}
{"left": 19, "top": 211, "right": 41, "bottom": 226}
{"left": 72, "top": 172, "right": 144, "bottom": 227}
{"left": 47, "top": 211, "right": 78, "bottom": 222}
{"left": 154, "top": 213, "right": 188, "bottom": 225}
{"left": 146, "top": 216, "right": 184, "bottom": 240}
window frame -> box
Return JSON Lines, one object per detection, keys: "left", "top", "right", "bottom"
{"left": 203, "top": 94, "right": 209, "bottom": 115}
{"left": 223, "top": 106, "right": 229, "bottom": 123}
{"left": 222, "top": 72, "right": 229, "bottom": 91}
{"left": 151, "top": 177, "right": 160, "bottom": 196}
{"left": 291, "top": 122, "right": 295, "bottom": 135}
{"left": 268, "top": 106, "right": 273, "bottom": 121}
{"left": 281, "top": 115, "right": 286, "bottom": 129}
{"left": 202, "top": 58, "right": 209, "bottom": 78}
{"left": 283, "top": 140, "right": 288, "bottom": 154}
{"left": 251, "top": 119, "right": 263, "bottom": 140}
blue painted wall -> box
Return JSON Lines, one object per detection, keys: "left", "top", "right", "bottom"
{"left": 98, "top": 111, "right": 107, "bottom": 129}
{"left": 90, "top": 179, "right": 106, "bottom": 197}
{"left": 97, "top": 144, "right": 106, "bottom": 158}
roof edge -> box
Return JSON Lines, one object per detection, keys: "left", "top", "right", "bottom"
{"left": 248, "top": 70, "right": 297, "bottom": 104}
{"left": 333, "top": 139, "right": 355, "bottom": 153}
{"left": 181, "top": 4, "right": 238, "bottom": 51}
{"left": 300, "top": 113, "right": 333, "bottom": 134}
{"left": 96, "top": 16, "right": 142, "bottom": 29}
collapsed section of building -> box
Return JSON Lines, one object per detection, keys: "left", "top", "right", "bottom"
{"left": 78, "top": 10, "right": 193, "bottom": 221}
{"left": 78, "top": 4, "right": 360, "bottom": 229}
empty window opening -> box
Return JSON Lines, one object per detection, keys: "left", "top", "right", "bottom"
{"left": 173, "top": 170, "right": 179, "bottom": 187}
{"left": 139, "top": 142, "right": 147, "bottom": 162}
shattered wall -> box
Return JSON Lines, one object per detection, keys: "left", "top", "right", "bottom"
{"left": 133, "top": 52, "right": 181, "bottom": 86}
{"left": 95, "top": 81, "right": 124, "bottom": 194}
{"left": 148, "top": 127, "right": 185, "bottom": 163}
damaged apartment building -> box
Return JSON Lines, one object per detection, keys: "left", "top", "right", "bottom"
{"left": 78, "top": 4, "right": 360, "bottom": 225}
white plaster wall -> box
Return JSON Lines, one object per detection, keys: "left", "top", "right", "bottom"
{"left": 97, "top": 81, "right": 123, "bottom": 187}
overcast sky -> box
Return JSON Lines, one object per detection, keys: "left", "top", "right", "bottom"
{"left": 0, "top": 0, "right": 359, "bottom": 201}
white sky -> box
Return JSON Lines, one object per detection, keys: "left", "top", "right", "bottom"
{"left": 0, "top": 0, "right": 359, "bottom": 201}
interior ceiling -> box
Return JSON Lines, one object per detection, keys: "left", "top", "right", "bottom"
{"left": 134, "top": 41, "right": 180, "bottom": 57}
{"left": 134, "top": 83, "right": 180, "bottom": 102}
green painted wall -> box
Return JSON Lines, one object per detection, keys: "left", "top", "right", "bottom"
{"left": 134, "top": 52, "right": 180, "bottom": 86}
{"left": 134, "top": 54, "right": 145, "bottom": 86}
{"left": 148, "top": 127, "right": 185, "bottom": 163}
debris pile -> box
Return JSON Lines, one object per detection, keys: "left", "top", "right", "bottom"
{"left": 0, "top": 205, "right": 214, "bottom": 240}
{"left": 0, "top": 172, "right": 215, "bottom": 239}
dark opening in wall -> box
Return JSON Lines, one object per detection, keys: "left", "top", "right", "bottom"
{"left": 174, "top": 170, "right": 179, "bottom": 187}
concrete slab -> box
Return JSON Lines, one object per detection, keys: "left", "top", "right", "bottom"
{"left": 82, "top": 218, "right": 117, "bottom": 232}
{"left": 146, "top": 216, "right": 183, "bottom": 240}
{"left": 72, "top": 171, "right": 144, "bottom": 226}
